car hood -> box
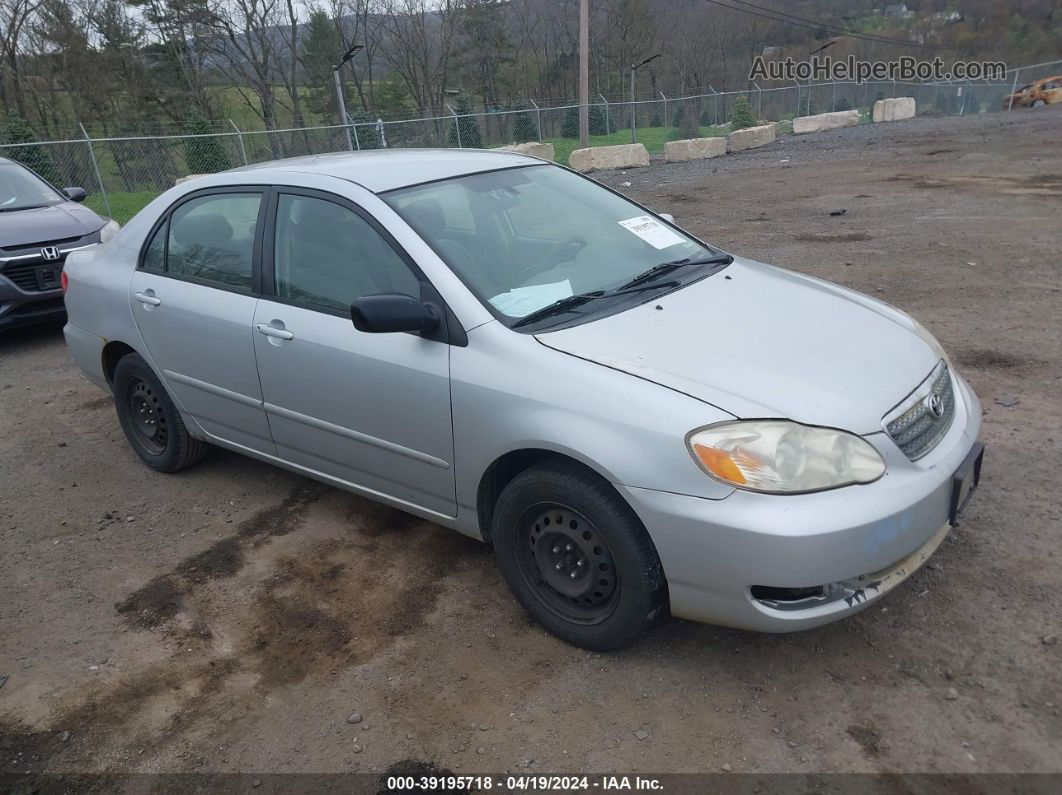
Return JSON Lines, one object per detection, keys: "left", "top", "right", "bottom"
{"left": 536, "top": 257, "right": 939, "bottom": 435}
{"left": 0, "top": 202, "right": 104, "bottom": 248}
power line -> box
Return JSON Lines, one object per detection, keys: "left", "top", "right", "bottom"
{"left": 702, "top": 0, "right": 955, "bottom": 51}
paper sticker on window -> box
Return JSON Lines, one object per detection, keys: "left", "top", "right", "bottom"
{"left": 490, "top": 280, "right": 573, "bottom": 317}
{"left": 618, "top": 215, "right": 685, "bottom": 249}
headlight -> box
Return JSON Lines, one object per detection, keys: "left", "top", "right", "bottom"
{"left": 686, "top": 420, "right": 886, "bottom": 494}
{"left": 98, "top": 219, "right": 121, "bottom": 243}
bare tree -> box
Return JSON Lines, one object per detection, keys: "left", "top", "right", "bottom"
{"left": 0, "top": 0, "right": 44, "bottom": 115}
{"left": 377, "top": 0, "right": 458, "bottom": 114}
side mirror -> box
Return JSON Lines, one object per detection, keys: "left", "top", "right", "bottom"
{"left": 351, "top": 293, "right": 440, "bottom": 334}
{"left": 659, "top": 212, "right": 675, "bottom": 224}
{"left": 64, "top": 187, "right": 87, "bottom": 203}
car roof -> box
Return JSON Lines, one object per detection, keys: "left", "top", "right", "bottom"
{"left": 231, "top": 148, "right": 543, "bottom": 194}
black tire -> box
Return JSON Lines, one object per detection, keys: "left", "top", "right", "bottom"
{"left": 491, "top": 460, "right": 666, "bottom": 650}
{"left": 112, "top": 353, "right": 207, "bottom": 473}
{"left": 1032, "top": 99, "right": 1047, "bottom": 107}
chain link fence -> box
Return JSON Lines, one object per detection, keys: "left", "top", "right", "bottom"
{"left": 2, "top": 59, "right": 1058, "bottom": 224}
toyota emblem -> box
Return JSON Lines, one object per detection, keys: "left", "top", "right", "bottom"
{"left": 40, "top": 246, "right": 61, "bottom": 261}
{"left": 927, "top": 393, "right": 945, "bottom": 418}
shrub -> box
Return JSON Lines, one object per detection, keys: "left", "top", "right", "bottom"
{"left": 512, "top": 107, "right": 538, "bottom": 142}
{"left": 182, "top": 113, "right": 231, "bottom": 174}
{"left": 561, "top": 105, "right": 579, "bottom": 138}
{"left": 729, "top": 95, "right": 757, "bottom": 131}
{"left": 448, "top": 95, "right": 482, "bottom": 148}
{"left": 351, "top": 111, "right": 382, "bottom": 150}
{"left": 1, "top": 114, "right": 59, "bottom": 184}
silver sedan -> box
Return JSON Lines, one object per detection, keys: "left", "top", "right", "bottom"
{"left": 62, "top": 150, "right": 984, "bottom": 649}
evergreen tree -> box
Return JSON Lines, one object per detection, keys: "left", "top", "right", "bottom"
{"left": 588, "top": 103, "right": 610, "bottom": 135}
{"left": 182, "top": 113, "right": 231, "bottom": 173}
{"left": 301, "top": 10, "right": 345, "bottom": 118}
{"left": 448, "top": 95, "right": 482, "bottom": 148}
{"left": 729, "top": 95, "right": 757, "bottom": 131}
{"left": 350, "top": 111, "right": 381, "bottom": 150}
{"left": 511, "top": 106, "right": 539, "bottom": 142}
{"left": 1, "top": 114, "right": 59, "bottom": 184}
{"left": 699, "top": 107, "right": 714, "bottom": 126}
{"left": 561, "top": 105, "right": 579, "bottom": 138}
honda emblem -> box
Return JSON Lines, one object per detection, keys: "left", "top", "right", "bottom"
{"left": 40, "top": 246, "right": 61, "bottom": 261}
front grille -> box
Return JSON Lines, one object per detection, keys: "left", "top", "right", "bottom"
{"left": 1, "top": 262, "right": 47, "bottom": 291}
{"left": 884, "top": 361, "right": 956, "bottom": 460}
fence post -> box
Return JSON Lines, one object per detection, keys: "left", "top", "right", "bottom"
{"left": 351, "top": 115, "right": 361, "bottom": 150}
{"left": 753, "top": 82, "right": 762, "bottom": 118}
{"left": 660, "top": 91, "right": 667, "bottom": 128}
{"left": 78, "top": 123, "right": 110, "bottom": 219}
{"left": 376, "top": 118, "right": 387, "bottom": 149}
{"left": 529, "top": 98, "right": 543, "bottom": 141}
{"left": 446, "top": 104, "right": 461, "bottom": 148}
{"left": 228, "top": 119, "right": 248, "bottom": 165}
{"left": 793, "top": 81, "right": 801, "bottom": 118}
{"left": 831, "top": 80, "right": 837, "bottom": 112}
{"left": 1007, "top": 68, "right": 1020, "bottom": 111}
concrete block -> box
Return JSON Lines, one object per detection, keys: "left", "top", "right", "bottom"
{"left": 726, "top": 123, "right": 776, "bottom": 153}
{"left": 567, "top": 143, "right": 650, "bottom": 173}
{"left": 872, "top": 97, "right": 916, "bottom": 122}
{"left": 493, "top": 142, "right": 555, "bottom": 161}
{"left": 664, "top": 136, "right": 727, "bottom": 162}
{"left": 792, "top": 109, "right": 860, "bottom": 134}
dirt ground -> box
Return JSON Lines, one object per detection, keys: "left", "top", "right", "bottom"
{"left": 2, "top": 108, "right": 1060, "bottom": 780}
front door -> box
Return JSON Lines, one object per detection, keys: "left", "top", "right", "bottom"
{"left": 252, "top": 188, "right": 456, "bottom": 517}
{"left": 129, "top": 189, "right": 274, "bottom": 455}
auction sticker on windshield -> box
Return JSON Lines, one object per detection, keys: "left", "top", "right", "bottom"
{"left": 618, "top": 216, "right": 686, "bottom": 249}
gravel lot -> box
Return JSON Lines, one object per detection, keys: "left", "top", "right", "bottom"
{"left": 2, "top": 108, "right": 1060, "bottom": 779}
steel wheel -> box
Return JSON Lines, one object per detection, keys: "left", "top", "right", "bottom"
{"left": 125, "top": 377, "right": 168, "bottom": 456}
{"left": 515, "top": 502, "right": 620, "bottom": 625}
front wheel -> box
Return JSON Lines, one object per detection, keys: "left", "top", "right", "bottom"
{"left": 112, "top": 353, "right": 207, "bottom": 472}
{"left": 1033, "top": 99, "right": 1047, "bottom": 107}
{"left": 491, "top": 461, "right": 667, "bottom": 650}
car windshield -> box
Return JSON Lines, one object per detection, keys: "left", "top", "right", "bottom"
{"left": 384, "top": 165, "right": 718, "bottom": 324}
{"left": 0, "top": 163, "right": 65, "bottom": 212}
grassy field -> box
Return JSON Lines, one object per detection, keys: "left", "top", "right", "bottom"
{"left": 86, "top": 192, "right": 159, "bottom": 225}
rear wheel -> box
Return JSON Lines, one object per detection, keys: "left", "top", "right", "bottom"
{"left": 491, "top": 461, "right": 666, "bottom": 650}
{"left": 1033, "top": 99, "right": 1047, "bottom": 107}
{"left": 112, "top": 353, "right": 207, "bottom": 472}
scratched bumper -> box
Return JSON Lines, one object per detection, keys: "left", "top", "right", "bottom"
{"left": 618, "top": 374, "right": 982, "bottom": 633}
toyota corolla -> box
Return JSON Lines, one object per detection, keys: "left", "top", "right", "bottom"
{"left": 61, "top": 150, "right": 984, "bottom": 649}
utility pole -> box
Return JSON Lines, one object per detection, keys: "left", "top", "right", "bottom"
{"left": 333, "top": 42, "right": 364, "bottom": 152}
{"left": 579, "top": 0, "right": 589, "bottom": 147}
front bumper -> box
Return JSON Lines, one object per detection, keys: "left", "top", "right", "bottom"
{"left": 620, "top": 374, "right": 983, "bottom": 632}
{"left": 0, "top": 282, "right": 66, "bottom": 331}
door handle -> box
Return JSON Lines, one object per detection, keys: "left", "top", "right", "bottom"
{"left": 256, "top": 323, "right": 294, "bottom": 341}
{"left": 134, "top": 291, "right": 161, "bottom": 306}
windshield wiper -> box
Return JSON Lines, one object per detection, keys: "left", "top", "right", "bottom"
{"left": 617, "top": 253, "right": 733, "bottom": 291}
{"left": 511, "top": 280, "right": 680, "bottom": 328}
{"left": 0, "top": 204, "right": 48, "bottom": 213}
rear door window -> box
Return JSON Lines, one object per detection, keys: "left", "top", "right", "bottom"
{"left": 165, "top": 193, "right": 262, "bottom": 291}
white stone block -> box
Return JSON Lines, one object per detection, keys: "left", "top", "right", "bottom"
{"left": 664, "top": 137, "right": 727, "bottom": 162}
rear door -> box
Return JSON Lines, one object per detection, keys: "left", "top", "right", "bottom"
{"left": 251, "top": 187, "right": 456, "bottom": 517}
{"left": 129, "top": 188, "right": 274, "bottom": 455}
